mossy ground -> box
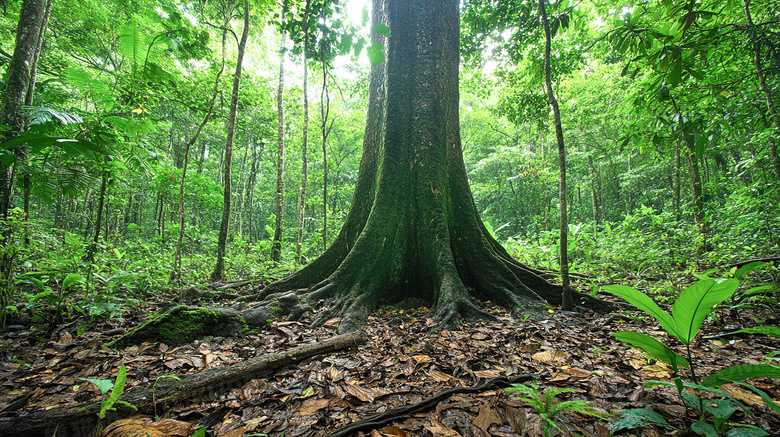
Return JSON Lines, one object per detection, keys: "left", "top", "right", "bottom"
{"left": 109, "top": 306, "right": 247, "bottom": 349}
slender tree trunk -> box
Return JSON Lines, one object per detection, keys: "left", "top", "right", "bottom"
{"left": 674, "top": 140, "right": 681, "bottom": 218}
{"left": 272, "top": 32, "right": 287, "bottom": 262}
{"left": 296, "top": 0, "right": 312, "bottom": 264}
{"left": 687, "top": 149, "right": 705, "bottom": 226}
{"left": 320, "top": 52, "right": 332, "bottom": 251}
{"left": 20, "top": 0, "right": 52, "bottom": 242}
{"left": 539, "top": 0, "right": 571, "bottom": 311}
{"left": 743, "top": 0, "right": 780, "bottom": 181}
{"left": 246, "top": 142, "right": 263, "bottom": 243}
{"left": 588, "top": 156, "right": 600, "bottom": 223}
{"left": 173, "top": 52, "right": 224, "bottom": 282}
{"left": 0, "top": 0, "right": 47, "bottom": 219}
{"left": 212, "top": 1, "right": 250, "bottom": 281}
{"left": 85, "top": 157, "right": 109, "bottom": 263}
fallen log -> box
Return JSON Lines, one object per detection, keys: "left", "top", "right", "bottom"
{"left": 0, "top": 331, "right": 365, "bottom": 437}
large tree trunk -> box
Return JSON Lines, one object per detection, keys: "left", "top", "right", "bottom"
{"left": 212, "top": 1, "right": 249, "bottom": 281}
{"left": 0, "top": 0, "right": 47, "bottom": 219}
{"left": 256, "top": 0, "right": 604, "bottom": 333}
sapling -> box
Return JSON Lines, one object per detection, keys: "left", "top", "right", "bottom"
{"left": 604, "top": 275, "right": 780, "bottom": 436}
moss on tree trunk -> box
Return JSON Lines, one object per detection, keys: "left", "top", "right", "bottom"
{"left": 256, "top": 0, "right": 609, "bottom": 333}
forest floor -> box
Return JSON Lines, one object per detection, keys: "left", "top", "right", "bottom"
{"left": 0, "top": 282, "right": 779, "bottom": 437}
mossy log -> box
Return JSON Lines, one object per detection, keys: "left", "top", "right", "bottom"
{"left": 109, "top": 305, "right": 247, "bottom": 349}
{"left": 0, "top": 332, "right": 366, "bottom": 437}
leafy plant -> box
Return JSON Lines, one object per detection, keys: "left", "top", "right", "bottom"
{"left": 506, "top": 381, "right": 607, "bottom": 436}
{"left": 81, "top": 363, "right": 137, "bottom": 436}
{"left": 604, "top": 276, "right": 780, "bottom": 436}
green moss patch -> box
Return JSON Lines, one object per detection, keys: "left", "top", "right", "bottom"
{"left": 109, "top": 305, "right": 247, "bottom": 349}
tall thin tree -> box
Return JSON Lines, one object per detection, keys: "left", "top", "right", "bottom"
{"left": 212, "top": 0, "right": 250, "bottom": 281}
{"left": 295, "top": 0, "right": 312, "bottom": 264}
{"left": 539, "top": 0, "right": 572, "bottom": 311}
{"left": 272, "top": 21, "right": 287, "bottom": 262}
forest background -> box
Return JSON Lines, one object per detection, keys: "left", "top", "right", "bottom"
{"left": 1, "top": 0, "right": 779, "bottom": 325}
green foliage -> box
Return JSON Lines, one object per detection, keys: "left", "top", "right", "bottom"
{"left": 610, "top": 408, "right": 670, "bottom": 435}
{"left": 604, "top": 278, "right": 779, "bottom": 435}
{"left": 506, "top": 381, "right": 607, "bottom": 436}
{"left": 84, "top": 363, "right": 136, "bottom": 437}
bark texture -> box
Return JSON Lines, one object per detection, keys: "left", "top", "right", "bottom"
{"left": 212, "top": 1, "right": 249, "bottom": 280}
{"left": 257, "top": 0, "right": 605, "bottom": 333}
{"left": 539, "top": 0, "right": 572, "bottom": 311}
{"left": 0, "top": 0, "right": 47, "bottom": 218}
{"left": 272, "top": 32, "right": 286, "bottom": 262}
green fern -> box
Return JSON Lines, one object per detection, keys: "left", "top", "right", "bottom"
{"left": 506, "top": 382, "right": 608, "bottom": 436}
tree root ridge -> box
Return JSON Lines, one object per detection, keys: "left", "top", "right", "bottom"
{"left": 326, "top": 374, "right": 535, "bottom": 437}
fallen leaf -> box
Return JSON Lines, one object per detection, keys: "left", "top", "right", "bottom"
{"left": 531, "top": 350, "right": 569, "bottom": 364}
{"left": 473, "top": 403, "right": 501, "bottom": 432}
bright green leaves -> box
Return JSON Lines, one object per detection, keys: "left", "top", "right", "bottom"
{"left": 604, "top": 278, "right": 737, "bottom": 346}
{"left": 120, "top": 23, "right": 149, "bottom": 70}
{"left": 671, "top": 278, "right": 738, "bottom": 344}
{"left": 603, "top": 284, "right": 678, "bottom": 338}
{"left": 702, "top": 365, "right": 780, "bottom": 390}
{"left": 610, "top": 408, "right": 670, "bottom": 435}
{"left": 614, "top": 331, "right": 689, "bottom": 372}
{"left": 62, "top": 273, "right": 85, "bottom": 291}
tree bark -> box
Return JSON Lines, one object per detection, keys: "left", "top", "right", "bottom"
{"left": 587, "top": 156, "right": 600, "bottom": 223}
{"left": 321, "top": 49, "right": 332, "bottom": 251}
{"left": 0, "top": 0, "right": 47, "bottom": 219}
{"left": 674, "top": 140, "right": 681, "bottom": 219}
{"left": 84, "top": 156, "right": 109, "bottom": 263}
{"left": 272, "top": 32, "right": 287, "bottom": 262}
{"left": 296, "top": 0, "right": 312, "bottom": 264}
{"left": 255, "top": 0, "right": 605, "bottom": 333}
{"left": 743, "top": 0, "right": 780, "bottom": 182}
{"left": 539, "top": 0, "right": 572, "bottom": 311}
{"left": 173, "top": 57, "right": 223, "bottom": 282}
{"left": 212, "top": 1, "right": 249, "bottom": 281}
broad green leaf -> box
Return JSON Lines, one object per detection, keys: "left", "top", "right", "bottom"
{"left": 691, "top": 420, "right": 718, "bottom": 437}
{"left": 99, "top": 364, "right": 128, "bottom": 419}
{"left": 726, "top": 426, "right": 770, "bottom": 437}
{"left": 610, "top": 408, "right": 669, "bottom": 435}
{"left": 741, "top": 285, "right": 774, "bottom": 298}
{"left": 603, "top": 285, "right": 678, "bottom": 340}
{"left": 370, "top": 23, "right": 390, "bottom": 37}
{"left": 734, "top": 261, "right": 765, "bottom": 279}
{"left": 614, "top": 331, "right": 689, "bottom": 372}
{"left": 733, "top": 382, "right": 780, "bottom": 416}
{"left": 367, "top": 41, "right": 385, "bottom": 65}
{"left": 63, "top": 273, "right": 85, "bottom": 291}
{"left": 120, "top": 24, "right": 148, "bottom": 68}
{"left": 702, "top": 398, "right": 735, "bottom": 420}
{"left": 81, "top": 377, "right": 114, "bottom": 395}
{"left": 730, "top": 326, "right": 780, "bottom": 338}
{"left": 672, "top": 279, "right": 738, "bottom": 344}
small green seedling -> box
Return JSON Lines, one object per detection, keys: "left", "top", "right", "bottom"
{"left": 604, "top": 275, "right": 780, "bottom": 436}
{"left": 506, "top": 380, "right": 607, "bottom": 436}
{"left": 81, "top": 363, "right": 137, "bottom": 436}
